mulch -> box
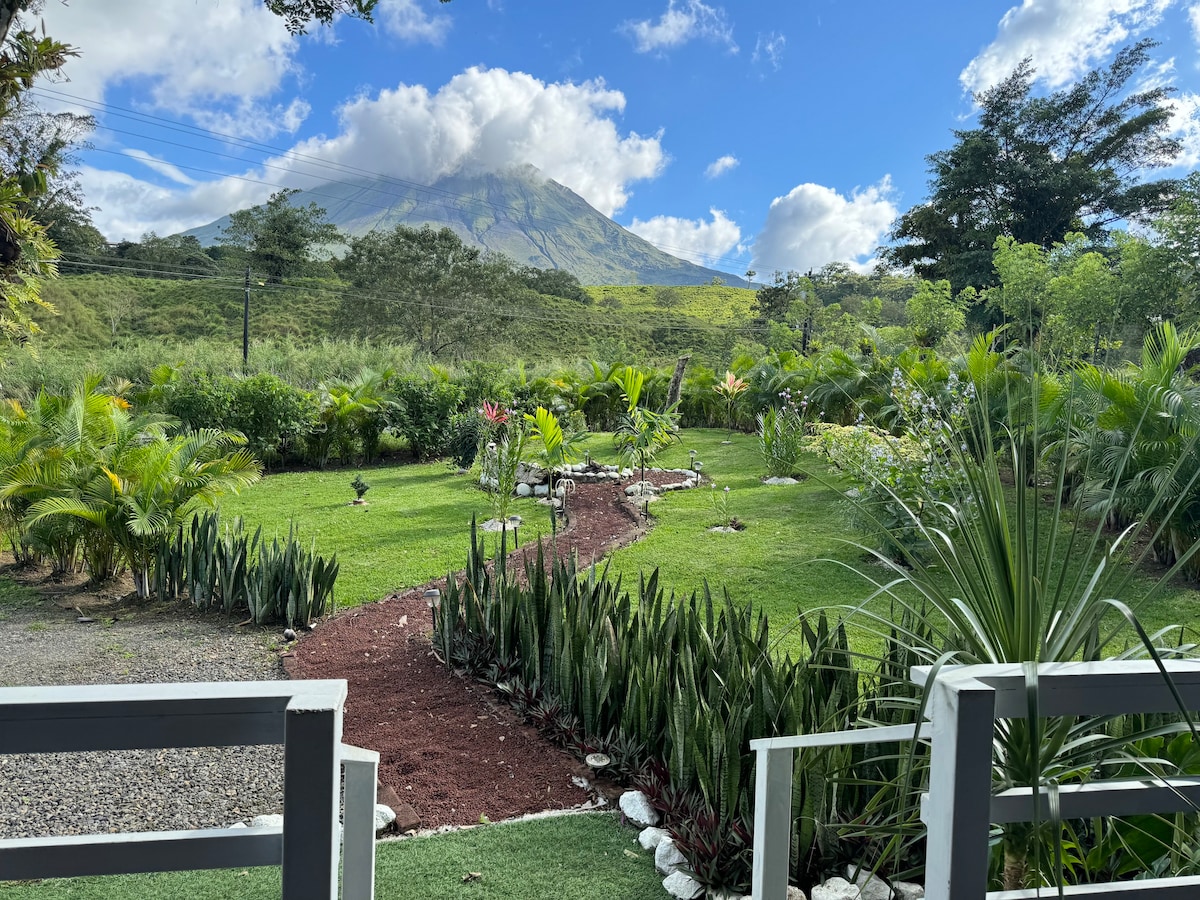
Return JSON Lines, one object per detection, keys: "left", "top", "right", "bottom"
{"left": 283, "top": 471, "right": 685, "bottom": 830}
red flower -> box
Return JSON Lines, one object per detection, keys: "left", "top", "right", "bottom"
{"left": 481, "top": 400, "right": 509, "bottom": 424}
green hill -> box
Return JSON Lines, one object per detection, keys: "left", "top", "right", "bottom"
{"left": 33, "top": 275, "right": 758, "bottom": 366}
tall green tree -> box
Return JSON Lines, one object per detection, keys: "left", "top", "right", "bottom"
{"left": 341, "top": 224, "right": 517, "bottom": 357}
{"left": 0, "top": 2, "right": 78, "bottom": 345}
{"left": 885, "top": 40, "right": 1181, "bottom": 305}
{"left": 218, "top": 188, "right": 341, "bottom": 283}
{"left": 905, "top": 278, "right": 965, "bottom": 348}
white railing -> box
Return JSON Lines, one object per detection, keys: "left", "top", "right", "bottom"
{"left": 750, "top": 661, "right": 1200, "bottom": 900}
{"left": 0, "top": 680, "right": 380, "bottom": 900}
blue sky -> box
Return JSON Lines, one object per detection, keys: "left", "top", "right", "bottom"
{"left": 35, "top": 0, "right": 1200, "bottom": 279}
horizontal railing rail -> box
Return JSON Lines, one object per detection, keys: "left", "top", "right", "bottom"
{"left": 0, "top": 680, "right": 379, "bottom": 900}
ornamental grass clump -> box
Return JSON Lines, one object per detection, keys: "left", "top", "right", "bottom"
{"left": 830, "top": 327, "right": 1200, "bottom": 892}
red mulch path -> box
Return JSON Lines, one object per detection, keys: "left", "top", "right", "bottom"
{"left": 283, "top": 471, "right": 686, "bottom": 830}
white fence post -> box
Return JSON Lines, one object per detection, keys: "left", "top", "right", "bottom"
{"left": 923, "top": 674, "right": 996, "bottom": 900}
{"left": 282, "top": 691, "right": 343, "bottom": 900}
{"left": 341, "top": 743, "right": 380, "bottom": 900}
{"left": 751, "top": 745, "right": 793, "bottom": 900}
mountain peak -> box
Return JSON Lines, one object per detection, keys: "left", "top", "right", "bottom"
{"left": 181, "top": 171, "right": 740, "bottom": 287}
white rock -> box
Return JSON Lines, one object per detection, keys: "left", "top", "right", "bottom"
{"left": 620, "top": 467, "right": 634, "bottom": 478}
{"left": 533, "top": 484, "right": 550, "bottom": 497}
{"left": 813, "top": 878, "right": 860, "bottom": 900}
{"left": 374, "top": 804, "right": 396, "bottom": 834}
{"left": 655, "top": 837, "right": 687, "bottom": 875}
{"left": 662, "top": 870, "right": 704, "bottom": 899}
{"left": 250, "top": 814, "right": 284, "bottom": 828}
{"left": 516, "top": 482, "right": 532, "bottom": 497}
{"left": 892, "top": 883, "right": 924, "bottom": 900}
{"left": 845, "top": 866, "right": 893, "bottom": 900}
{"left": 618, "top": 790, "right": 660, "bottom": 828}
{"left": 228, "top": 821, "right": 248, "bottom": 829}
{"left": 788, "top": 889, "right": 808, "bottom": 900}
{"left": 764, "top": 476, "right": 800, "bottom": 485}
{"left": 638, "top": 826, "right": 671, "bottom": 850}
{"left": 682, "top": 479, "right": 695, "bottom": 489}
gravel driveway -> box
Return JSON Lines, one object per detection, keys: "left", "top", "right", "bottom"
{"left": 0, "top": 583, "right": 288, "bottom": 838}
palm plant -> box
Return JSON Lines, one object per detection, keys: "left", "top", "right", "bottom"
{"left": 830, "top": 332, "right": 1200, "bottom": 891}
{"left": 28, "top": 426, "right": 262, "bottom": 599}
{"left": 524, "top": 405, "right": 584, "bottom": 519}
{"left": 312, "top": 367, "right": 394, "bottom": 467}
{"left": 612, "top": 367, "right": 679, "bottom": 517}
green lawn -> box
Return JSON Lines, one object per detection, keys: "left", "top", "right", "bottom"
{"left": 218, "top": 428, "right": 1200, "bottom": 654}
{"left": 217, "top": 459, "right": 551, "bottom": 608}
{"left": 0, "top": 813, "right": 660, "bottom": 900}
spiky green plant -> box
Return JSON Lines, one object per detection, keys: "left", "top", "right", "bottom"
{"left": 830, "top": 328, "right": 1200, "bottom": 890}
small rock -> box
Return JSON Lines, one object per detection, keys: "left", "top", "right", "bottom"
{"left": 638, "top": 826, "right": 670, "bottom": 850}
{"left": 845, "top": 866, "right": 893, "bottom": 900}
{"left": 374, "top": 803, "right": 396, "bottom": 834}
{"left": 662, "top": 870, "right": 704, "bottom": 899}
{"left": 283, "top": 628, "right": 296, "bottom": 642}
{"left": 533, "top": 484, "right": 550, "bottom": 497}
{"left": 620, "top": 467, "right": 633, "bottom": 478}
{"left": 682, "top": 479, "right": 695, "bottom": 489}
{"left": 228, "top": 821, "right": 248, "bottom": 829}
{"left": 516, "top": 482, "right": 532, "bottom": 497}
{"left": 250, "top": 814, "right": 284, "bottom": 829}
{"left": 618, "top": 790, "right": 660, "bottom": 828}
{"left": 654, "top": 837, "right": 686, "bottom": 875}
{"left": 892, "top": 883, "right": 924, "bottom": 900}
{"left": 788, "top": 889, "right": 807, "bottom": 900}
{"left": 763, "top": 476, "right": 800, "bottom": 485}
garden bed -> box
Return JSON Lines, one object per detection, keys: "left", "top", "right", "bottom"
{"left": 283, "top": 471, "right": 687, "bottom": 828}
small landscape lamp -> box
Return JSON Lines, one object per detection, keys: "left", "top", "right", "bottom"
{"left": 508, "top": 514, "right": 521, "bottom": 548}
{"left": 584, "top": 450, "right": 591, "bottom": 467}
{"left": 585, "top": 752, "right": 611, "bottom": 769}
{"left": 423, "top": 588, "right": 440, "bottom": 629}
{"left": 689, "top": 449, "right": 697, "bottom": 471}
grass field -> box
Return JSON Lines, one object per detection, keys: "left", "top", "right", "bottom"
{"left": 217, "top": 427, "right": 1200, "bottom": 655}
{"left": 0, "top": 813, "right": 660, "bottom": 900}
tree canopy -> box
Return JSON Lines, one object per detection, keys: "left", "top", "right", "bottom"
{"left": 884, "top": 40, "right": 1181, "bottom": 299}
{"left": 262, "top": 0, "right": 450, "bottom": 33}
{"left": 218, "top": 189, "right": 342, "bottom": 283}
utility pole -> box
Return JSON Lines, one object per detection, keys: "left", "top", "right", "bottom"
{"left": 243, "top": 265, "right": 251, "bottom": 373}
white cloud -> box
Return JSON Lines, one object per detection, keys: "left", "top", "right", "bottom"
{"left": 80, "top": 67, "right": 667, "bottom": 238}
{"left": 960, "top": 0, "right": 1172, "bottom": 94}
{"left": 752, "top": 178, "right": 897, "bottom": 274}
{"left": 752, "top": 31, "right": 786, "bottom": 71}
{"left": 628, "top": 209, "right": 741, "bottom": 266}
{"left": 122, "top": 151, "right": 195, "bottom": 186}
{"left": 1165, "top": 92, "right": 1200, "bottom": 167}
{"left": 704, "top": 155, "right": 738, "bottom": 179}
{"left": 623, "top": 0, "right": 737, "bottom": 54}
{"left": 78, "top": 165, "right": 275, "bottom": 240}
{"left": 40, "top": 0, "right": 303, "bottom": 136}
{"left": 377, "top": 0, "right": 452, "bottom": 44}
{"left": 1190, "top": 3, "right": 1200, "bottom": 43}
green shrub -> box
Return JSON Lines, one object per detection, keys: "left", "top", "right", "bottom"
{"left": 392, "top": 376, "right": 464, "bottom": 459}
{"left": 757, "top": 406, "right": 805, "bottom": 477}
{"left": 226, "top": 373, "right": 316, "bottom": 464}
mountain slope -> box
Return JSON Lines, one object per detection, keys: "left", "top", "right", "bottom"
{"left": 181, "top": 167, "right": 742, "bottom": 287}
